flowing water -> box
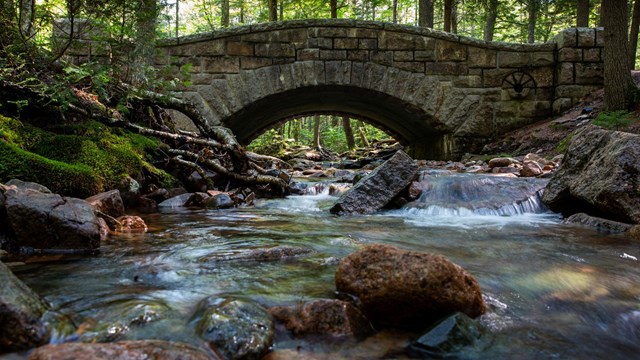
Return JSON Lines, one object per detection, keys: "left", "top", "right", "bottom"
{"left": 5, "top": 174, "right": 640, "bottom": 359}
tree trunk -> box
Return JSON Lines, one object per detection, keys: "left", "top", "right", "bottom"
{"left": 239, "top": 0, "right": 244, "bottom": 23}
{"left": 603, "top": 0, "right": 635, "bottom": 110}
{"left": 577, "top": 0, "right": 589, "bottom": 27}
{"left": 268, "top": 0, "right": 277, "bottom": 21}
{"left": 18, "top": 0, "right": 34, "bottom": 38}
{"left": 313, "top": 114, "right": 321, "bottom": 150}
{"left": 330, "top": 0, "right": 337, "bottom": 18}
{"left": 342, "top": 116, "right": 355, "bottom": 150}
{"left": 444, "top": 0, "right": 452, "bottom": 32}
{"left": 357, "top": 121, "right": 369, "bottom": 147}
{"left": 221, "top": 0, "right": 230, "bottom": 27}
{"left": 527, "top": 0, "right": 537, "bottom": 43}
{"left": 484, "top": 0, "right": 498, "bottom": 41}
{"left": 133, "top": 0, "right": 158, "bottom": 85}
{"left": 630, "top": 0, "right": 640, "bottom": 69}
{"left": 418, "top": 0, "right": 434, "bottom": 28}
{"left": 392, "top": 0, "right": 398, "bottom": 23}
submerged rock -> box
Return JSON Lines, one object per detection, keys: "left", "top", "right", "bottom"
{"left": 27, "top": 340, "right": 213, "bottom": 360}
{"left": 335, "top": 244, "right": 485, "bottom": 330}
{"left": 0, "top": 261, "right": 51, "bottom": 352}
{"left": 199, "top": 246, "right": 312, "bottom": 263}
{"left": 269, "top": 299, "right": 374, "bottom": 339}
{"left": 158, "top": 193, "right": 193, "bottom": 208}
{"left": 408, "top": 312, "right": 488, "bottom": 358}
{"left": 564, "top": 213, "right": 633, "bottom": 233}
{"left": 543, "top": 125, "right": 640, "bottom": 223}
{"left": 115, "top": 215, "right": 147, "bottom": 233}
{"left": 193, "top": 297, "right": 273, "bottom": 360}
{"left": 204, "top": 193, "right": 235, "bottom": 209}
{"left": 3, "top": 184, "right": 101, "bottom": 250}
{"left": 330, "top": 150, "right": 417, "bottom": 215}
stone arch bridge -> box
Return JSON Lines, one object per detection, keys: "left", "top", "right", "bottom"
{"left": 72, "top": 19, "right": 605, "bottom": 159}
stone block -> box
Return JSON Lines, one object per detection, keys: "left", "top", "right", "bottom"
{"left": 362, "top": 63, "right": 386, "bottom": 91}
{"left": 204, "top": 57, "right": 240, "bottom": 73}
{"left": 308, "top": 37, "right": 333, "bottom": 49}
{"left": 226, "top": 41, "right": 253, "bottom": 56}
{"left": 240, "top": 57, "right": 272, "bottom": 69}
{"left": 272, "top": 57, "right": 295, "bottom": 65}
{"left": 350, "top": 62, "right": 366, "bottom": 87}
{"left": 255, "top": 43, "right": 295, "bottom": 57}
{"left": 481, "top": 68, "right": 514, "bottom": 87}
{"left": 315, "top": 27, "right": 349, "bottom": 38}
{"left": 555, "top": 84, "right": 600, "bottom": 98}
{"left": 575, "top": 63, "right": 603, "bottom": 84}
{"left": 435, "top": 40, "right": 467, "bottom": 61}
{"left": 553, "top": 98, "right": 573, "bottom": 114}
{"left": 577, "top": 28, "right": 595, "bottom": 47}
{"left": 379, "top": 31, "right": 432, "bottom": 50}
{"left": 334, "top": 38, "right": 359, "bottom": 49}
{"left": 414, "top": 50, "right": 435, "bottom": 61}
{"left": 531, "top": 52, "right": 555, "bottom": 66}
{"left": 347, "top": 50, "right": 369, "bottom": 61}
{"left": 358, "top": 38, "right": 377, "bottom": 49}
{"left": 395, "top": 62, "right": 425, "bottom": 73}
{"left": 583, "top": 48, "right": 601, "bottom": 62}
{"left": 555, "top": 28, "right": 577, "bottom": 48}
{"left": 529, "top": 67, "right": 554, "bottom": 87}
{"left": 325, "top": 61, "right": 342, "bottom": 84}
{"left": 467, "top": 47, "right": 496, "bottom": 68}
{"left": 371, "top": 51, "right": 393, "bottom": 66}
{"left": 271, "top": 29, "right": 308, "bottom": 43}
{"left": 556, "top": 62, "right": 574, "bottom": 85}
{"left": 498, "top": 51, "right": 529, "bottom": 67}
{"left": 183, "top": 41, "right": 226, "bottom": 57}
{"left": 356, "top": 28, "right": 378, "bottom": 38}
{"left": 190, "top": 73, "right": 214, "bottom": 85}
{"left": 297, "top": 48, "right": 319, "bottom": 60}
{"left": 394, "top": 51, "right": 413, "bottom": 61}
{"left": 558, "top": 48, "right": 581, "bottom": 62}
{"left": 425, "top": 62, "right": 467, "bottom": 76}
{"left": 452, "top": 75, "right": 483, "bottom": 87}
{"left": 595, "top": 27, "right": 604, "bottom": 47}
{"left": 320, "top": 50, "right": 347, "bottom": 60}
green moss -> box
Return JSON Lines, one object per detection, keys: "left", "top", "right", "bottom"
{"left": 0, "top": 141, "right": 102, "bottom": 197}
{"left": 592, "top": 111, "right": 636, "bottom": 130}
{"left": 0, "top": 116, "right": 176, "bottom": 197}
{"left": 556, "top": 133, "right": 573, "bottom": 155}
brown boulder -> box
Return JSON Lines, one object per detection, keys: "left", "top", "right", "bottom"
{"left": 115, "top": 215, "right": 147, "bottom": 233}
{"left": 85, "top": 190, "right": 125, "bottom": 219}
{"left": 27, "top": 340, "right": 214, "bottom": 360}
{"left": 520, "top": 160, "right": 543, "bottom": 177}
{"left": 335, "top": 244, "right": 485, "bottom": 330}
{"left": 269, "top": 299, "right": 374, "bottom": 339}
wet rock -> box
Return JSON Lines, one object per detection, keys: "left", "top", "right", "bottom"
{"left": 269, "top": 299, "right": 374, "bottom": 339}
{"left": 4, "top": 186, "right": 101, "bottom": 250}
{"left": 335, "top": 244, "right": 485, "bottom": 330}
{"left": 264, "top": 169, "right": 292, "bottom": 184}
{"left": 491, "top": 166, "right": 520, "bottom": 175}
{"left": 117, "top": 176, "right": 140, "bottom": 208}
{"left": 186, "top": 170, "right": 221, "bottom": 193}
{"left": 97, "top": 217, "right": 110, "bottom": 240}
{"left": 563, "top": 213, "right": 633, "bottom": 233}
{"left": 85, "top": 190, "right": 125, "bottom": 219}
{"left": 520, "top": 160, "right": 543, "bottom": 177}
{"left": 193, "top": 297, "right": 273, "bottom": 360}
{"left": 330, "top": 151, "right": 418, "bottom": 215}
{"left": 115, "top": 215, "right": 147, "bottom": 233}
{"left": 185, "top": 192, "right": 212, "bottom": 207}
{"left": 288, "top": 158, "right": 315, "bottom": 171}
{"left": 407, "top": 312, "right": 488, "bottom": 358}
{"left": 27, "top": 340, "right": 213, "bottom": 360}
{"left": 0, "top": 261, "right": 51, "bottom": 352}
{"left": 158, "top": 193, "right": 193, "bottom": 208}
{"left": 5, "top": 179, "right": 51, "bottom": 193}
{"left": 628, "top": 226, "right": 640, "bottom": 240}
{"left": 204, "top": 193, "right": 235, "bottom": 209}
{"left": 488, "top": 157, "right": 518, "bottom": 168}
{"left": 200, "top": 246, "right": 312, "bottom": 263}
{"left": 543, "top": 125, "right": 640, "bottom": 223}
{"left": 136, "top": 196, "right": 158, "bottom": 213}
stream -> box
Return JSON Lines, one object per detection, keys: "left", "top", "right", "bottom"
{"left": 4, "top": 173, "right": 640, "bottom": 359}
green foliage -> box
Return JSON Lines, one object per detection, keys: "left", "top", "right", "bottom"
{"left": 592, "top": 111, "right": 636, "bottom": 130}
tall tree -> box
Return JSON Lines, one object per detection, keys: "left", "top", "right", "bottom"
{"left": 342, "top": 116, "right": 355, "bottom": 150}
{"left": 603, "top": 0, "right": 635, "bottom": 110}
{"left": 132, "top": 0, "right": 159, "bottom": 85}
{"left": 221, "top": 0, "right": 230, "bottom": 27}
{"left": 268, "top": 0, "right": 277, "bottom": 21}
{"left": 451, "top": 0, "right": 458, "bottom": 33}
{"left": 330, "top": 0, "right": 337, "bottom": 18}
{"left": 527, "top": 0, "right": 538, "bottom": 43}
{"left": 313, "top": 114, "right": 321, "bottom": 150}
{"left": 418, "top": 0, "right": 434, "bottom": 28}
{"left": 630, "top": 0, "right": 640, "bottom": 69}
{"left": 484, "top": 0, "right": 498, "bottom": 41}
{"left": 18, "top": 0, "right": 35, "bottom": 38}
{"left": 576, "top": 0, "right": 589, "bottom": 27}
{"left": 392, "top": 0, "right": 398, "bottom": 23}
{"left": 444, "top": 0, "right": 453, "bottom": 32}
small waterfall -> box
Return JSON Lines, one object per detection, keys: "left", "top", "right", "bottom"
{"left": 402, "top": 171, "right": 549, "bottom": 216}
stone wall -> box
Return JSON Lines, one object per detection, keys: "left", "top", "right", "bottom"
{"left": 554, "top": 27, "right": 604, "bottom": 113}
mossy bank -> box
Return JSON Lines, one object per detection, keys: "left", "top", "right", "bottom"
{"left": 0, "top": 115, "right": 174, "bottom": 198}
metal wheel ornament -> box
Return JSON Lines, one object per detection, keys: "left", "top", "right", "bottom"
{"left": 502, "top": 71, "right": 536, "bottom": 99}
